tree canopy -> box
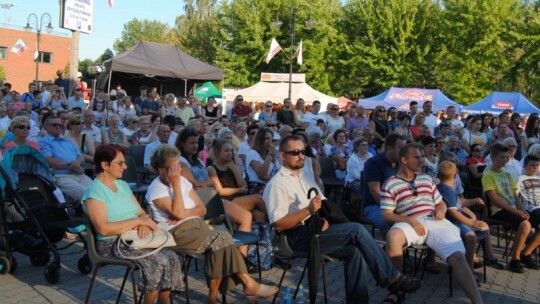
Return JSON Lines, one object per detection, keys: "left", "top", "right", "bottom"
{"left": 110, "top": 0, "right": 540, "bottom": 105}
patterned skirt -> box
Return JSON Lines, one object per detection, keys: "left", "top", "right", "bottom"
{"left": 96, "top": 237, "right": 183, "bottom": 293}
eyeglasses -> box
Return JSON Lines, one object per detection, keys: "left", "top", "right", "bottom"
{"left": 332, "top": 108, "right": 339, "bottom": 111}
{"left": 15, "top": 125, "right": 30, "bottom": 130}
{"left": 48, "top": 123, "right": 64, "bottom": 128}
{"left": 237, "top": 99, "right": 244, "bottom": 101}
{"left": 409, "top": 181, "right": 418, "bottom": 196}
{"left": 249, "top": 132, "right": 257, "bottom": 136}
{"left": 132, "top": 121, "right": 139, "bottom": 123}
{"left": 110, "top": 160, "right": 127, "bottom": 166}
{"left": 265, "top": 105, "right": 273, "bottom": 108}
{"left": 71, "top": 122, "right": 83, "bottom": 126}
{"left": 284, "top": 149, "right": 306, "bottom": 156}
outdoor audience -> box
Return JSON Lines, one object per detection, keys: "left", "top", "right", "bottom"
{"left": 4, "top": 80, "right": 540, "bottom": 303}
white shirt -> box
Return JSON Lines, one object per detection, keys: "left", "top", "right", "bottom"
{"left": 0, "top": 117, "right": 10, "bottom": 132}
{"left": 246, "top": 149, "right": 280, "bottom": 183}
{"left": 143, "top": 140, "right": 164, "bottom": 166}
{"left": 424, "top": 113, "right": 438, "bottom": 136}
{"left": 345, "top": 152, "right": 373, "bottom": 183}
{"left": 263, "top": 166, "right": 326, "bottom": 224}
{"left": 146, "top": 176, "right": 198, "bottom": 230}
{"left": 326, "top": 116, "right": 345, "bottom": 135}
{"left": 168, "top": 132, "right": 178, "bottom": 146}
{"left": 303, "top": 112, "right": 327, "bottom": 127}
{"left": 82, "top": 124, "right": 103, "bottom": 144}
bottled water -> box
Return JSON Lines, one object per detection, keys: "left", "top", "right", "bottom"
{"left": 295, "top": 284, "right": 305, "bottom": 304}
{"left": 282, "top": 287, "right": 293, "bottom": 304}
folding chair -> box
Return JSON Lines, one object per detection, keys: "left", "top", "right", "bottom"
{"left": 121, "top": 155, "right": 149, "bottom": 205}
{"left": 83, "top": 218, "right": 139, "bottom": 304}
{"left": 271, "top": 233, "right": 340, "bottom": 304}
{"left": 318, "top": 157, "right": 345, "bottom": 203}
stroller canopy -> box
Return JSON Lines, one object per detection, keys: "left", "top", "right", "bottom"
{"left": 0, "top": 146, "right": 54, "bottom": 198}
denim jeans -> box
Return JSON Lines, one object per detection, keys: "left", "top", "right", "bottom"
{"left": 364, "top": 205, "right": 389, "bottom": 232}
{"left": 286, "top": 222, "right": 398, "bottom": 304}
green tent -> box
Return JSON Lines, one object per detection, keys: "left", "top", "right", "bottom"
{"left": 194, "top": 82, "right": 222, "bottom": 101}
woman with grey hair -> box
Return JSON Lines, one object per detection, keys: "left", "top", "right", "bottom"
{"left": 307, "top": 126, "right": 326, "bottom": 157}
{"left": 102, "top": 114, "right": 129, "bottom": 148}
{"left": 146, "top": 144, "right": 277, "bottom": 303}
{"left": 345, "top": 137, "right": 373, "bottom": 193}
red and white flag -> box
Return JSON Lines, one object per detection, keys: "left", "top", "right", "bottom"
{"left": 265, "top": 38, "right": 282, "bottom": 64}
{"left": 108, "top": 0, "right": 114, "bottom": 9}
{"left": 10, "top": 39, "right": 28, "bottom": 55}
{"left": 295, "top": 40, "right": 303, "bottom": 65}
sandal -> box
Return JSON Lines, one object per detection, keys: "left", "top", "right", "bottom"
{"left": 245, "top": 284, "right": 278, "bottom": 302}
{"left": 381, "top": 292, "right": 403, "bottom": 304}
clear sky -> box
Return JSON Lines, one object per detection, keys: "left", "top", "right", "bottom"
{"left": 2, "top": 0, "right": 183, "bottom": 60}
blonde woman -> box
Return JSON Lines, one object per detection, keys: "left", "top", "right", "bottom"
{"left": 410, "top": 112, "right": 429, "bottom": 139}
{"left": 64, "top": 114, "right": 95, "bottom": 163}
{"left": 294, "top": 98, "right": 306, "bottom": 122}
{"left": 161, "top": 93, "right": 177, "bottom": 117}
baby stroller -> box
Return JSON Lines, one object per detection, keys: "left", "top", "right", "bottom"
{"left": 0, "top": 145, "right": 92, "bottom": 284}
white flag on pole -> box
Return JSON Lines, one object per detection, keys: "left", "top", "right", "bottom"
{"left": 10, "top": 39, "right": 28, "bottom": 55}
{"left": 34, "top": 43, "right": 39, "bottom": 60}
{"left": 265, "top": 38, "right": 282, "bottom": 64}
{"left": 295, "top": 40, "right": 303, "bottom": 65}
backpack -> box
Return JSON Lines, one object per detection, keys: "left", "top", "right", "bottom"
{"left": 246, "top": 222, "right": 274, "bottom": 271}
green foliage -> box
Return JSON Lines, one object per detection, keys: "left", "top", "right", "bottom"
{"left": 78, "top": 58, "right": 95, "bottom": 78}
{"left": 109, "top": 0, "right": 540, "bottom": 106}
{"left": 113, "top": 19, "right": 176, "bottom": 54}
{"left": 0, "top": 65, "right": 5, "bottom": 83}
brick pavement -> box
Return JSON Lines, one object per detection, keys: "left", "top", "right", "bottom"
{"left": 0, "top": 231, "right": 539, "bottom": 303}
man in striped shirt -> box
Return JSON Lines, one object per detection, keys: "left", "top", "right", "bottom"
{"left": 381, "top": 143, "right": 483, "bottom": 304}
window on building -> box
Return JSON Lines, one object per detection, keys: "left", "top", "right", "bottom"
{"left": 36, "top": 51, "right": 53, "bottom": 64}
{"left": 0, "top": 47, "right": 7, "bottom": 59}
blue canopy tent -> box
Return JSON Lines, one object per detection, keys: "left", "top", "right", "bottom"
{"left": 358, "top": 87, "right": 462, "bottom": 112}
{"left": 463, "top": 91, "right": 540, "bottom": 115}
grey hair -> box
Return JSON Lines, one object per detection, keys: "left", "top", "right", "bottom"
{"left": 502, "top": 137, "right": 517, "bottom": 146}
{"left": 107, "top": 113, "right": 121, "bottom": 124}
{"left": 528, "top": 143, "right": 540, "bottom": 156}
{"left": 150, "top": 144, "right": 180, "bottom": 171}
{"left": 307, "top": 126, "right": 323, "bottom": 138}
{"left": 217, "top": 127, "right": 233, "bottom": 139}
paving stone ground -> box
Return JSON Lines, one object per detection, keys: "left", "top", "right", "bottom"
{"left": 0, "top": 228, "right": 539, "bottom": 303}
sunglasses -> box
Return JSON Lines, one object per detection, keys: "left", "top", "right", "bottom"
{"left": 267, "top": 124, "right": 276, "bottom": 127}
{"left": 265, "top": 105, "right": 273, "bottom": 108}
{"left": 15, "top": 125, "right": 31, "bottom": 130}
{"left": 237, "top": 99, "right": 244, "bottom": 102}
{"left": 379, "top": 109, "right": 386, "bottom": 112}
{"left": 284, "top": 149, "right": 306, "bottom": 156}
{"left": 110, "top": 160, "right": 127, "bottom": 166}
{"left": 132, "top": 121, "right": 139, "bottom": 123}
{"left": 409, "top": 181, "right": 418, "bottom": 196}
{"left": 71, "top": 122, "right": 83, "bottom": 126}
{"left": 48, "top": 123, "right": 64, "bottom": 128}
{"left": 332, "top": 108, "right": 339, "bottom": 111}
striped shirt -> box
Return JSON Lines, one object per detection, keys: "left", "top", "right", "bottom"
{"left": 380, "top": 173, "right": 441, "bottom": 218}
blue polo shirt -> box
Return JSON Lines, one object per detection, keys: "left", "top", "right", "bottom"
{"left": 38, "top": 134, "right": 81, "bottom": 175}
{"left": 362, "top": 153, "right": 399, "bottom": 207}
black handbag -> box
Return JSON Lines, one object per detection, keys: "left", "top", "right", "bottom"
{"left": 320, "top": 199, "right": 350, "bottom": 224}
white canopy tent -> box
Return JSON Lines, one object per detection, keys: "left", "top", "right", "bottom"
{"left": 224, "top": 73, "right": 337, "bottom": 109}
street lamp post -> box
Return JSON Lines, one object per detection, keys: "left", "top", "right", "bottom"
{"left": 24, "top": 13, "right": 53, "bottom": 89}
{"left": 271, "top": 6, "right": 314, "bottom": 100}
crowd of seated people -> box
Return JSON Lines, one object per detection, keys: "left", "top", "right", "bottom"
{"left": 3, "top": 81, "right": 540, "bottom": 303}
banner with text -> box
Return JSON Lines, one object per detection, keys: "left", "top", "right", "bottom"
{"left": 60, "top": 0, "right": 95, "bottom": 34}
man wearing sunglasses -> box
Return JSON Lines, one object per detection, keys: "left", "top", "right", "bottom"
{"left": 38, "top": 116, "right": 93, "bottom": 203}
{"left": 263, "top": 135, "right": 421, "bottom": 304}
{"left": 381, "top": 143, "right": 482, "bottom": 304}
{"left": 231, "top": 95, "right": 252, "bottom": 122}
